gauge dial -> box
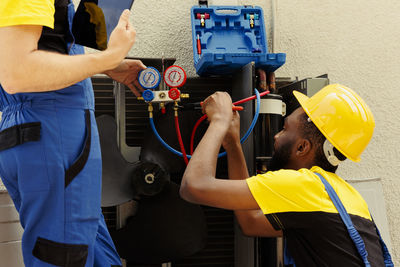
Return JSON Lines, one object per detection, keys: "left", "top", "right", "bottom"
{"left": 138, "top": 67, "right": 161, "bottom": 89}
{"left": 164, "top": 65, "right": 187, "bottom": 88}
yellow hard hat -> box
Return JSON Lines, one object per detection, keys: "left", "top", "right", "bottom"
{"left": 293, "top": 84, "right": 375, "bottom": 162}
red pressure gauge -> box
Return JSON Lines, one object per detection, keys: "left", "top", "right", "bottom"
{"left": 164, "top": 65, "right": 187, "bottom": 88}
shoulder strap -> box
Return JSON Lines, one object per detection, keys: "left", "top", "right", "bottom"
{"left": 315, "top": 173, "right": 372, "bottom": 266}
{"left": 374, "top": 217, "right": 394, "bottom": 266}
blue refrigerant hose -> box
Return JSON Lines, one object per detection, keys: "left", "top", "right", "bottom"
{"left": 149, "top": 88, "right": 261, "bottom": 159}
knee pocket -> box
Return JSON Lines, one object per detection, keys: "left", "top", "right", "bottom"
{"left": 33, "top": 237, "right": 88, "bottom": 267}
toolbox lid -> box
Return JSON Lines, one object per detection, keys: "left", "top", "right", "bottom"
{"left": 191, "top": 5, "right": 286, "bottom": 76}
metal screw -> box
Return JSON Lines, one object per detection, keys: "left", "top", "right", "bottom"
{"left": 144, "top": 173, "right": 155, "bottom": 184}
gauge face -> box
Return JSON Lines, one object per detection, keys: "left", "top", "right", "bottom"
{"left": 164, "top": 65, "right": 187, "bottom": 88}
{"left": 138, "top": 67, "right": 161, "bottom": 89}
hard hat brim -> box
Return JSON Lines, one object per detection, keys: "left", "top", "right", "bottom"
{"left": 293, "top": 90, "right": 361, "bottom": 163}
{"left": 293, "top": 90, "right": 310, "bottom": 108}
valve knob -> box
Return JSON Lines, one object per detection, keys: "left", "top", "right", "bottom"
{"left": 142, "top": 90, "right": 155, "bottom": 102}
{"left": 168, "top": 88, "right": 180, "bottom": 100}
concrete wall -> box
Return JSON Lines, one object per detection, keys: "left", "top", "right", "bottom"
{"left": 127, "top": 0, "right": 400, "bottom": 263}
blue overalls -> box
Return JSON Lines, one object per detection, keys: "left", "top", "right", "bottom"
{"left": 0, "top": 1, "right": 122, "bottom": 266}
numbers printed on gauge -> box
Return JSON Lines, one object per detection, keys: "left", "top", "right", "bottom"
{"left": 138, "top": 67, "right": 161, "bottom": 89}
{"left": 164, "top": 65, "right": 187, "bottom": 88}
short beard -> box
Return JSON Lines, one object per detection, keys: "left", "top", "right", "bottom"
{"left": 268, "top": 140, "right": 294, "bottom": 171}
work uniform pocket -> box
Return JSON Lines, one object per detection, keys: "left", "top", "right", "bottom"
{"left": 33, "top": 237, "right": 88, "bottom": 267}
{"left": 64, "top": 109, "right": 91, "bottom": 188}
{"left": 0, "top": 122, "right": 41, "bottom": 152}
{"left": 1, "top": 108, "right": 58, "bottom": 193}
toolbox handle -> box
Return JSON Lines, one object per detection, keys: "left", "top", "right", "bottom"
{"left": 198, "top": 0, "right": 208, "bottom": 6}
{"left": 214, "top": 7, "right": 240, "bottom": 16}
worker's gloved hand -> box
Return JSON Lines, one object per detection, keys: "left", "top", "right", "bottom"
{"left": 106, "top": 10, "right": 136, "bottom": 66}
{"left": 201, "top": 91, "right": 233, "bottom": 126}
{"left": 104, "top": 59, "right": 146, "bottom": 97}
{"left": 222, "top": 110, "right": 241, "bottom": 150}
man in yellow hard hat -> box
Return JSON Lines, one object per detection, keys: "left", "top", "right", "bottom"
{"left": 180, "top": 84, "right": 392, "bottom": 266}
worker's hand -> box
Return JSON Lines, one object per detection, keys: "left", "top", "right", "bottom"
{"left": 104, "top": 59, "right": 146, "bottom": 96}
{"left": 106, "top": 10, "right": 136, "bottom": 66}
{"left": 202, "top": 92, "right": 233, "bottom": 126}
{"left": 222, "top": 111, "right": 241, "bottom": 149}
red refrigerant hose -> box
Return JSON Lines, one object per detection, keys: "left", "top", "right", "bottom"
{"left": 174, "top": 114, "right": 189, "bottom": 165}
{"left": 189, "top": 90, "right": 270, "bottom": 154}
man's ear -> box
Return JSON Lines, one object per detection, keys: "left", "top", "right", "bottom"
{"left": 296, "top": 139, "right": 312, "bottom": 157}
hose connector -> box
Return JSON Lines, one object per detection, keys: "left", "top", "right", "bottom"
{"left": 180, "top": 93, "right": 190, "bottom": 99}
{"left": 148, "top": 103, "right": 153, "bottom": 118}
{"left": 174, "top": 101, "right": 179, "bottom": 117}
{"left": 160, "top": 102, "right": 166, "bottom": 114}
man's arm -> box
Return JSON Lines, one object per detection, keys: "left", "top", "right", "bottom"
{"left": 0, "top": 10, "right": 139, "bottom": 94}
{"left": 222, "top": 113, "right": 282, "bottom": 237}
{"left": 180, "top": 92, "right": 260, "bottom": 210}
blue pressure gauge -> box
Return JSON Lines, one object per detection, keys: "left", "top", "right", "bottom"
{"left": 138, "top": 67, "right": 161, "bottom": 89}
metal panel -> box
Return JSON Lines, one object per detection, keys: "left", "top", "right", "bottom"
{"left": 0, "top": 191, "right": 24, "bottom": 267}
{"left": 347, "top": 178, "right": 392, "bottom": 252}
{"left": 114, "top": 82, "right": 142, "bottom": 163}
{"left": 231, "top": 62, "right": 256, "bottom": 267}
{"left": 172, "top": 207, "right": 235, "bottom": 267}
{"left": 278, "top": 76, "right": 329, "bottom": 116}
{"left": 0, "top": 242, "right": 24, "bottom": 267}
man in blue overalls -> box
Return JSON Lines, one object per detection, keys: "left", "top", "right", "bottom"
{"left": 0, "top": 0, "right": 146, "bottom": 266}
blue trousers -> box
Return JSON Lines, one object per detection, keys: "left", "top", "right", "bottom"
{"left": 0, "top": 100, "right": 122, "bottom": 266}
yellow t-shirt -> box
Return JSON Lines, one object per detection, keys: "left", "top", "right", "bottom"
{"left": 246, "top": 167, "right": 385, "bottom": 266}
{"left": 0, "top": 0, "right": 54, "bottom": 28}
{"left": 246, "top": 166, "right": 371, "bottom": 220}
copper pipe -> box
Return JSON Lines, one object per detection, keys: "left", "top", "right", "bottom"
{"left": 257, "top": 69, "right": 268, "bottom": 91}
{"left": 268, "top": 72, "right": 276, "bottom": 93}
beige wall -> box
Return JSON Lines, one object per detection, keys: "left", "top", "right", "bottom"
{"left": 128, "top": 0, "right": 400, "bottom": 263}
{"left": 275, "top": 1, "right": 400, "bottom": 263}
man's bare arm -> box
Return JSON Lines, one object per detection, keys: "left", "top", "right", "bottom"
{"left": 0, "top": 10, "right": 135, "bottom": 94}
{"left": 180, "top": 92, "right": 260, "bottom": 211}
{"left": 223, "top": 131, "right": 282, "bottom": 237}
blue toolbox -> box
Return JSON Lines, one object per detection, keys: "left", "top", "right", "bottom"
{"left": 191, "top": 5, "right": 286, "bottom": 76}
